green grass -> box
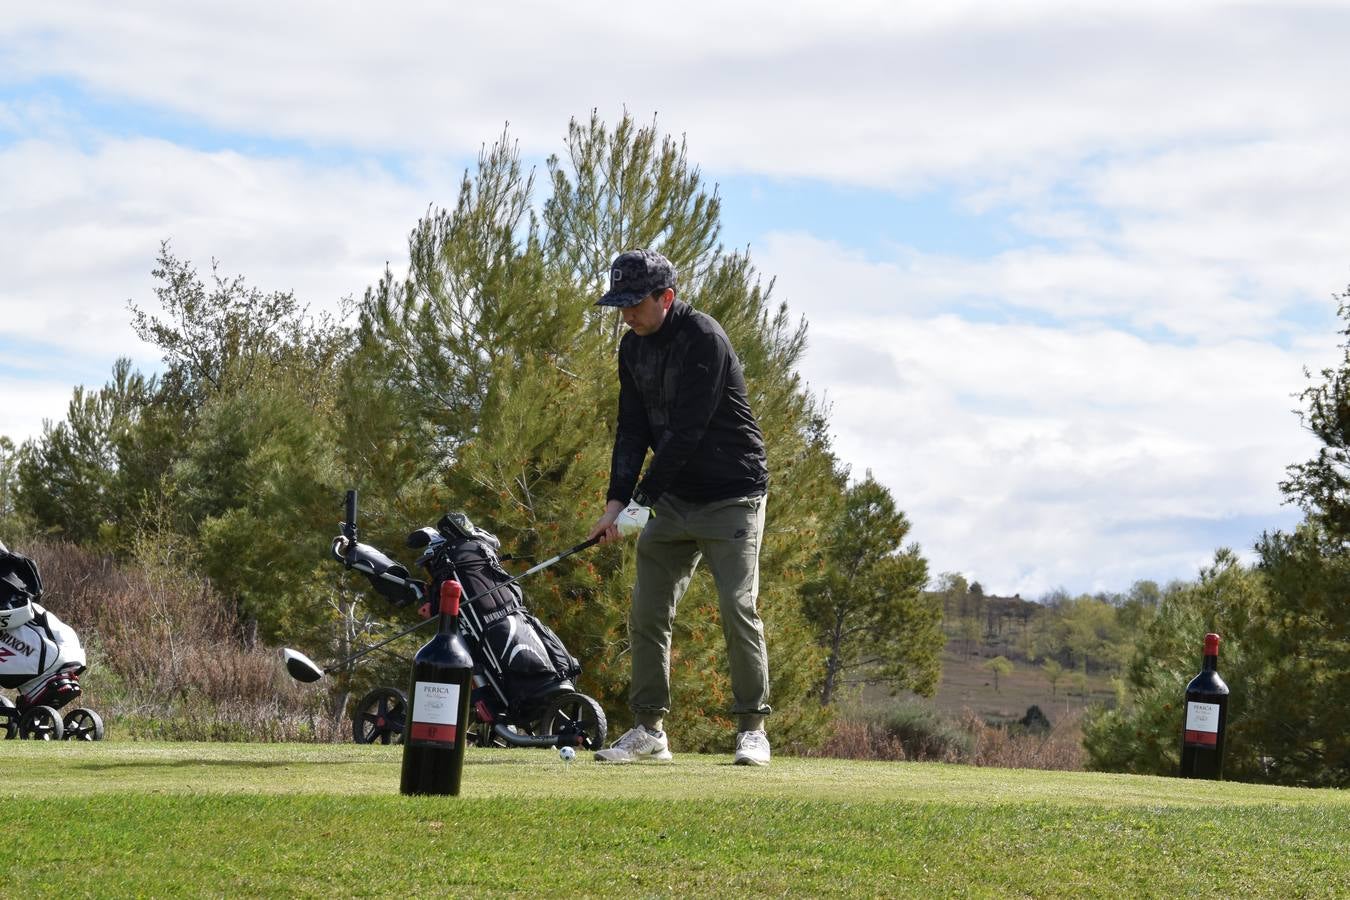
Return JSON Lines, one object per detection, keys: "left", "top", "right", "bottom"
{"left": 2, "top": 742, "right": 1346, "bottom": 897}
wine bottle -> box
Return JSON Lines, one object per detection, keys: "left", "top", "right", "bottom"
{"left": 400, "top": 580, "right": 474, "bottom": 796}
{"left": 1179, "top": 632, "right": 1229, "bottom": 780}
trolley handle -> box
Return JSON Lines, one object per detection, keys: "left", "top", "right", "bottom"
{"left": 340, "top": 489, "right": 359, "bottom": 565}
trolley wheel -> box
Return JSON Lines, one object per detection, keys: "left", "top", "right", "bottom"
{"left": 0, "top": 696, "right": 17, "bottom": 740}
{"left": 19, "top": 705, "right": 64, "bottom": 741}
{"left": 471, "top": 721, "right": 502, "bottom": 747}
{"left": 63, "top": 708, "right": 105, "bottom": 741}
{"left": 536, "top": 691, "right": 607, "bottom": 751}
{"left": 351, "top": 687, "right": 407, "bottom": 744}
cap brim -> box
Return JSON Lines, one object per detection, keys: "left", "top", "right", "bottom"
{"left": 596, "top": 290, "right": 645, "bottom": 308}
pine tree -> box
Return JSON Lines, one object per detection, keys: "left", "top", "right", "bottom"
{"left": 124, "top": 248, "right": 357, "bottom": 648}
{"left": 358, "top": 113, "right": 840, "bottom": 750}
{"left": 801, "top": 474, "right": 939, "bottom": 705}
{"left": 15, "top": 358, "right": 159, "bottom": 544}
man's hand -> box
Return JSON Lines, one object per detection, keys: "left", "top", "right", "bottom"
{"left": 587, "top": 499, "right": 627, "bottom": 545}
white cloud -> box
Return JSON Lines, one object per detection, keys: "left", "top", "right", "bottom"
{"left": 0, "top": 135, "right": 441, "bottom": 445}
{"left": 2, "top": 2, "right": 1348, "bottom": 595}
{"left": 760, "top": 234, "right": 1331, "bottom": 596}
{"left": 0, "top": 136, "right": 433, "bottom": 339}
{"left": 4, "top": 3, "right": 1350, "bottom": 184}
{"left": 0, "top": 378, "right": 79, "bottom": 445}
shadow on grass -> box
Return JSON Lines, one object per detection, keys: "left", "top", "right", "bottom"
{"left": 71, "top": 754, "right": 572, "bottom": 772}
{"left": 70, "top": 758, "right": 350, "bottom": 772}
{"left": 468, "top": 754, "right": 565, "bottom": 766}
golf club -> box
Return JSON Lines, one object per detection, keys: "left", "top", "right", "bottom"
{"left": 282, "top": 534, "right": 602, "bottom": 683}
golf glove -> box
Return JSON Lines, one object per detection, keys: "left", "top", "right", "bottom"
{"left": 616, "top": 499, "right": 652, "bottom": 536}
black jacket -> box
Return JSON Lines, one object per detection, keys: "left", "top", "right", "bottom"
{"left": 607, "top": 300, "right": 768, "bottom": 505}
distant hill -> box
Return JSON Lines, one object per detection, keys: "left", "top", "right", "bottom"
{"left": 860, "top": 636, "right": 1118, "bottom": 732}
{"left": 931, "top": 642, "right": 1115, "bottom": 722}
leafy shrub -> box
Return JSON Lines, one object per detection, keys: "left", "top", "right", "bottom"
{"left": 1020, "top": 704, "right": 1051, "bottom": 733}
{"left": 18, "top": 538, "right": 341, "bottom": 742}
{"left": 796, "top": 696, "right": 1085, "bottom": 771}
{"left": 878, "top": 697, "right": 974, "bottom": 761}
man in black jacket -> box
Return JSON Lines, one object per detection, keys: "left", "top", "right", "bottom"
{"left": 587, "top": 249, "right": 772, "bottom": 766}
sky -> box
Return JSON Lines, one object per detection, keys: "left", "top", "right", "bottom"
{"left": 2, "top": 2, "right": 1348, "bottom": 598}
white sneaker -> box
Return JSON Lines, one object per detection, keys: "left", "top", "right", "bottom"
{"left": 734, "top": 730, "right": 771, "bottom": 766}
{"left": 593, "top": 725, "right": 673, "bottom": 763}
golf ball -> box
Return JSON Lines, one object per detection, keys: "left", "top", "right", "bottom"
{"left": 559, "top": 745, "right": 576, "bottom": 761}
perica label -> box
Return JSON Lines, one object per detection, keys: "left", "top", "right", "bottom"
{"left": 1184, "top": 701, "right": 1221, "bottom": 747}
{"left": 410, "top": 681, "right": 460, "bottom": 745}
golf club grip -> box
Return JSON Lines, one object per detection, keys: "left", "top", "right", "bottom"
{"left": 344, "top": 490, "right": 358, "bottom": 532}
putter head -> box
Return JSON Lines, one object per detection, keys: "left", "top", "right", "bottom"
{"left": 282, "top": 648, "right": 325, "bottom": 683}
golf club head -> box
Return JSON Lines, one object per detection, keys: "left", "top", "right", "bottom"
{"left": 282, "top": 648, "right": 325, "bottom": 683}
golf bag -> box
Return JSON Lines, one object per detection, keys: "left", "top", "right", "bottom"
{"left": 0, "top": 541, "right": 102, "bottom": 740}
{"left": 0, "top": 543, "right": 87, "bottom": 701}
{"left": 327, "top": 498, "right": 605, "bottom": 750}
{"left": 427, "top": 512, "right": 581, "bottom": 719}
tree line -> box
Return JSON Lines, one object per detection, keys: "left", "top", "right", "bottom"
{"left": 0, "top": 114, "right": 943, "bottom": 752}
{"left": 934, "top": 576, "right": 1160, "bottom": 678}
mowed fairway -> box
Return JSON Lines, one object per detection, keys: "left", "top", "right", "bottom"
{"left": 2, "top": 742, "right": 1346, "bottom": 897}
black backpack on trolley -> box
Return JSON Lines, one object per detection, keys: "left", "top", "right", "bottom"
{"left": 331, "top": 505, "right": 604, "bottom": 751}
{"left": 427, "top": 512, "right": 581, "bottom": 715}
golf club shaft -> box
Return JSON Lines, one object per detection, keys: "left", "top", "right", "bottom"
{"left": 513, "top": 536, "right": 600, "bottom": 580}
{"left": 322, "top": 535, "right": 602, "bottom": 675}
{"left": 324, "top": 616, "right": 434, "bottom": 674}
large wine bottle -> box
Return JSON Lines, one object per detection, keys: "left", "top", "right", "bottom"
{"left": 400, "top": 580, "right": 474, "bottom": 796}
{"left": 1179, "top": 632, "right": 1229, "bottom": 780}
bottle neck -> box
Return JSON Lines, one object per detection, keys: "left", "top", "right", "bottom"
{"left": 436, "top": 580, "right": 462, "bottom": 635}
{"left": 1202, "top": 653, "right": 1218, "bottom": 672}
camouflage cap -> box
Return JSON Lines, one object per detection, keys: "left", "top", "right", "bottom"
{"left": 596, "top": 249, "right": 677, "bottom": 308}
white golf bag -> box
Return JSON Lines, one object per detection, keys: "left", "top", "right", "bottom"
{"left": 1, "top": 540, "right": 101, "bottom": 740}
{"left": 0, "top": 601, "right": 88, "bottom": 703}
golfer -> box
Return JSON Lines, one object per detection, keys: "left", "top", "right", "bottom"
{"left": 587, "top": 248, "right": 772, "bottom": 766}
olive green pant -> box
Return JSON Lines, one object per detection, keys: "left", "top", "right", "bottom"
{"left": 629, "top": 492, "right": 771, "bottom": 733}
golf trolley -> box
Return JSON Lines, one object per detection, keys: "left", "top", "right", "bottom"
{"left": 0, "top": 540, "right": 104, "bottom": 741}
{"left": 283, "top": 492, "right": 606, "bottom": 753}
